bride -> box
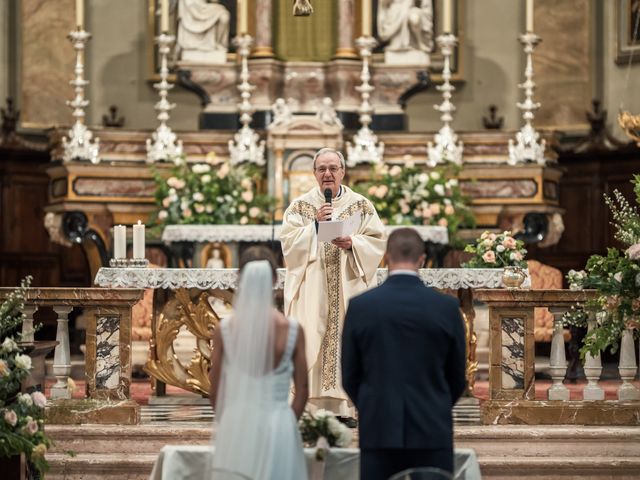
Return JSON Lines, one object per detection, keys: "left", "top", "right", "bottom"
{"left": 208, "top": 249, "right": 309, "bottom": 480}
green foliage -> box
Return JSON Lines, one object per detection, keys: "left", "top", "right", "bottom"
{"left": 352, "top": 164, "right": 474, "bottom": 247}
{"left": 152, "top": 154, "right": 276, "bottom": 227}
{"left": 298, "top": 409, "right": 352, "bottom": 448}
{"left": 0, "top": 277, "right": 51, "bottom": 476}
{"left": 462, "top": 231, "right": 528, "bottom": 269}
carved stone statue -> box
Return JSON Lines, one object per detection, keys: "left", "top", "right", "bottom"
{"left": 315, "top": 97, "right": 343, "bottom": 129}
{"left": 268, "top": 98, "right": 294, "bottom": 129}
{"left": 293, "top": 0, "right": 313, "bottom": 16}
{"left": 206, "top": 246, "right": 226, "bottom": 268}
{"left": 176, "top": 0, "right": 230, "bottom": 64}
{"left": 377, "top": 0, "right": 433, "bottom": 65}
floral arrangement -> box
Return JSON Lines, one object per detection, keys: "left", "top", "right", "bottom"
{"left": 152, "top": 153, "right": 276, "bottom": 227}
{"left": 0, "top": 277, "right": 51, "bottom": 476}
{"left": 353, "top": 164, "right": 474, "bottom": 246}
{"left": 299, "top": 409, "right": 352, "bottom": 460}
{"left": 562, "top": 175, "right": 640, "bottom": 358}
{"left": 462, "top": 231, "right": 528, "bottom": 268}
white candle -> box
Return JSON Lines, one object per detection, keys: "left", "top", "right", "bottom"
{"left": 362, "top": 0, "right": 372, "bottom": 37}
{"left": 160, "top": 0, "right": 169, "bottom": 33}
{"left": 442, "top": 0, "right": 452, "bottom": 33}
{"left": 238, "top": 0, "right": 248, "bottom": 35}
{"left": 526, "top": 0, "right": 534, "bottom": 32}
{"left": 133, "top": 220, "right": 146, "bottom": 259}
{"left": 75, "top": 0, "right": 84, "bottom": 29}
{"left": 113, "top": 225, "right": 127, "bottom": 260}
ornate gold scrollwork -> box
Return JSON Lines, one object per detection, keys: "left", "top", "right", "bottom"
{"left": 145, "top": 288, "right": 233, "bottom": 396}
{"left": 461, "top": 310, "right": 479, "bottom": 393}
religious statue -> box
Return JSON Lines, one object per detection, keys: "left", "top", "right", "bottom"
{"left": 206, "top": 246, "right": 226, "bottom": 268}
{"left": 315, "top": 97, "right": 343, "bottom": 129}
{"left": 377, "top": 0, "right": 434, "bottom": 65}
{"left": 176, "top": 0, "right": 230, "bottom": 64}
{"left": 268, "top": 98, "right": 294, "bottom": 129}
{"left": 293, "top": 0, "right": 313, "bottom": 16}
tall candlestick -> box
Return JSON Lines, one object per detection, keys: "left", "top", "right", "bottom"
{"left": 160, "top": 0, "right": 169, "bottom": 33}
{"left": 442, "top": 0, "right": 452, "bottom": 33}
{"left": 238, "top": 0, "right": 248, "bottom": 35}
{"left": 362, "top": 0, "right": 371, "bottom": 37}
{"left": 132, "top": 220, "right": 146, "bottom": 259}
{"left": 75, "top": 0, "right": 84, "bottom": 29}
{"left": 113, "top": 225, "right": 126, "bottom": 259}
{"left": 526, "top": 0, "right": 534, "bottom": 32}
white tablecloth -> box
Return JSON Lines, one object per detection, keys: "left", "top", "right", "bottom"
{"left": 149, "top": 445, "right": 481, "bottom": 480}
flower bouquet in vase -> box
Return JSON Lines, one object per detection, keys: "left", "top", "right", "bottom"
{"left": 463, "top": 231, "right": 529, "bottom": 288}
{"left": 298, "top": 409, "right": 353, "bottom": 461}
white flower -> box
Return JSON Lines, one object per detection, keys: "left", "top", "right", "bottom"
{"left": 429, "top": 171, "right": 440, "bottom": 180}
{"left": 205, "top": 205, "right": 213, "bottom": 213}
{"left": 241, "top": 190, "right": 254, "bottom": 203}
{"left": 240, "top": 216, "right": 248, "bottom": 225}
{"left": 496, "top": 245, "right": 505, "bottom": 253}
{"left": 314, "top": 409, "right": 331, "bottom": 420}
{"left": 194, "top": 204, "right": 205, "bottom": 213}
{"left": 449, "top": 178, "right": 458, "bottom": 187}
{"left": 418, "top": 173, "right": 429, "bottom": 183}
{"left": 192, "top": 192, "right": 204, "bottom": 202}
{"left": 229, "top": 207, "right": 237, "bottom": 214}
{"left": 249, "top": 207, "right": 261, "bottom": 218}
{"left": 14, "top": 354, "right": 32, "bottom": 371}
{"left": 224, "top": 194, "right": 233, "bottom": 202}
{"left": 327, "top": 416, "right": 343, "bottom": 437}
{"left": 192, "top": 163, "right": 211, "bottom": 174}
{"left": 238, "top": 204, "right": 247, "bottom": 213}
{"left": 158, "top": 210, "right": 168, "bottom": 220}
{"left": 241, "top": 178, "right": 253, "bottom": 189}
{"left": 614, "top": 272, "right": 624, "bottom": 283}
{"left": 31, "top": 391, "right": 47, "bottom": 408}
{"left": 1, "top": 337, "right": 17, "bottom": 353}
{"left": 433, "top": 184, "right": 445, "bottom": 196}
{"left": 336, "top": 425, "right": 353, "bottom": 447}
{"left": 216, "top": 163, "right": 230, "bottom": 179}
{"left": 389, "top": 165, "right": 402, "bottom": 177}
{"left": 201, "top": 174, "right": 211, "bottom": 184}
{"left": 18, "top": 393, "right": 33, "bottom": 406}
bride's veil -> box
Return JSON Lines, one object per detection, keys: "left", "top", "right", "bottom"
{"left": 211, "top": 260, "right": 277, "bottom": 479}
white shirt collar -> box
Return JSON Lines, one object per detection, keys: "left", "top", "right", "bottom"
{"left": 389, "top": 269, "right": 419, "bottom": 277}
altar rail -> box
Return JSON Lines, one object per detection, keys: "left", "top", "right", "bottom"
{"left": 474, "top": 289, "right": 640, "bottom": 425}
{"left": 0, "top": 288, "right": 144, "bottom": 425}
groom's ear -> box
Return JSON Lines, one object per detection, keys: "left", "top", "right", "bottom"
{"left": 418, "top": 254, "right": 427, "bottom": 268}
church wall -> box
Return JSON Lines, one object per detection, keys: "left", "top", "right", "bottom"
{"left": 86, "top": 0, "right": 200, "bottom": 131}
{"left": 602, "top": 0, "right": 640, "bottom": 142}
{"left": 0, "top": 1, "right": 10, "bottom": 104}
{"left": 406, "top": 0, "right": 523, "bottom": 132}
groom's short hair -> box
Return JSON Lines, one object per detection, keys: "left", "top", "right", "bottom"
{"left": 386, "top": 228, "right": 424, "bottom": 263}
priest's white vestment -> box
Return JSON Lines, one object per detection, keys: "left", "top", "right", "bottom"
{"left": 280, "top": 186, "right": 386, "bottom": 414}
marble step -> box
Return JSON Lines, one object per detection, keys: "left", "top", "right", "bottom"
{"left": 45, "top": 452, "right": 640, "bottom": 480}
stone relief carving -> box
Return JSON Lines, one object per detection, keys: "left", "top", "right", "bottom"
{"left": 377, "top": 0, "right": 434, "bottom": 65}
{"left": 176, "top": 0, "right": 230, "bottom": 64}
{"left": 268, "top": 98, "right": 295, "bottom": 129}
{"left": 315, "top": 98, "right": 343, "bottom": 129}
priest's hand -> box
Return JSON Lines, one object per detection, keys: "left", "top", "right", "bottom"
{"left": 332, "top": 236, "right": 352, "bottom": 250}
{"left": 316, "top": 203, "right": 333, "bottom": 222}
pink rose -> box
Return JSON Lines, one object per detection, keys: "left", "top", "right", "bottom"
{"left": 444, "top": 204, "right": 455, "bottom": 216}
{"left": 0, "top": 359, "right": 8, "bottom": 377}
{"left": 25, "top": 419, "right": 38, "bottom": 436}
{"left": 510, "top": 251, "right": 523, "bottom": 262}
{"left": 438, "top": 218, "right": 448, "bottom": 227}
{"left": 3, "top": 409, "right": 17, "bottom": 427}
{"left": 502, "top": 237, "right": 517, "bottom": 249}
{"left": 482, "top": 251, "right": 496, "bottom": 263}
{"left": 429, "top": 203, "right": 441, "bottom": 215}
{"left": 31, "top": 391, "right": 47, "bottom": 408}
{"left": 627, "top": 243, "right": 640, "bottom": 260}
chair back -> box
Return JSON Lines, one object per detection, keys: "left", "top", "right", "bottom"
{"left": 388, "top": 466, "right": 454, "bottom": 480}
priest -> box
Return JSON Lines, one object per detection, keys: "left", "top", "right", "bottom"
{"left": 280, "top": 148, "right": 386, "bottom": 416}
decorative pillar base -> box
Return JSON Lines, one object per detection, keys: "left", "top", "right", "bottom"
{"left": 582, "top": 382, "right": 605, "bottom": 401}
{"left": 547, "top": 382, "right": 570, "bottom": 401}
{"left": 46, "top": 399, "right": 139, "bottom": 425}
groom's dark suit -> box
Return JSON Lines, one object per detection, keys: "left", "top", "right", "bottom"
{"left": 341, "top": 273, "right": 466, "bottom": 480}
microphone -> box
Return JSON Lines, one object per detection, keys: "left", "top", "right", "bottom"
{"left": 323, "top": 188, "right": 332, "bottom": 222}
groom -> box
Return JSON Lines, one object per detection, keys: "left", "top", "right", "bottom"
{"left": 341, "top": 228, "right": 467, "bottom": 480}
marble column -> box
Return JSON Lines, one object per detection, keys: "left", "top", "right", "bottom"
{"left": 547, "top": 308, "right": 570, "bottom": 401}
{"left": 50, "top": 306, "right": 73, "bottom": 400}
{"left": 618, "top": 328, "right": 640, "bottom": 401}
{"left": 253, "top": 0, "right": 274, "bottom": 57}
{"left": 334, "top": 0, "right": 359, "bottom": 59}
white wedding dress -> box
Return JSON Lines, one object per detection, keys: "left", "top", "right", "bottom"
{"left": 213, "top": 316, "right": 308, "bottom": 480}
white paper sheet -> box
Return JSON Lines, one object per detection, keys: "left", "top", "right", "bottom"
{"left": 317, "top": 213, "right": 360, "bottom": 242}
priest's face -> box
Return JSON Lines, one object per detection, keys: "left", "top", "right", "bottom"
{"left": 313, "top": 152, "right": 345, "bottom": 198}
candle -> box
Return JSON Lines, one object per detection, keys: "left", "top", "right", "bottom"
{"left": 442, "top": 0, "right": 452, "bottom": 33}
{"left": 238, "top": 0, "right": 248, "bottom": 35}
{"left": 133, "top": 220, "right": 146, "bottom": 259}
{"left": 113, "top": 225, "right": 126, "bottom": 260}
{"left": 160, "top": 0, "right": 169, "bottom": 33}
{"left": 75, "top": 0, "right": 84, "bottom": 29}
{"left": 526, "top": 0, "right": 534, "bottom": 32}
{"left": 362, "top": 0, "right": 371, "bottom": 37}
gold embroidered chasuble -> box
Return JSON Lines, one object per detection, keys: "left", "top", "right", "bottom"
{"left": 280, "top": 186, "right": 386, "bottom": 413}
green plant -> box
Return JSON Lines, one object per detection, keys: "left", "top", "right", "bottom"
{"left": 152, "top": 153, "right": 276, "bottom": 226}
{"left": 462, "top": 231, "right": 528, "bottom": 269}
{"left": 353, "top": 163, "right": 474, "bottom": 247}
{"left": 0, "top": 277, "right": 51, "bottom": 477}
